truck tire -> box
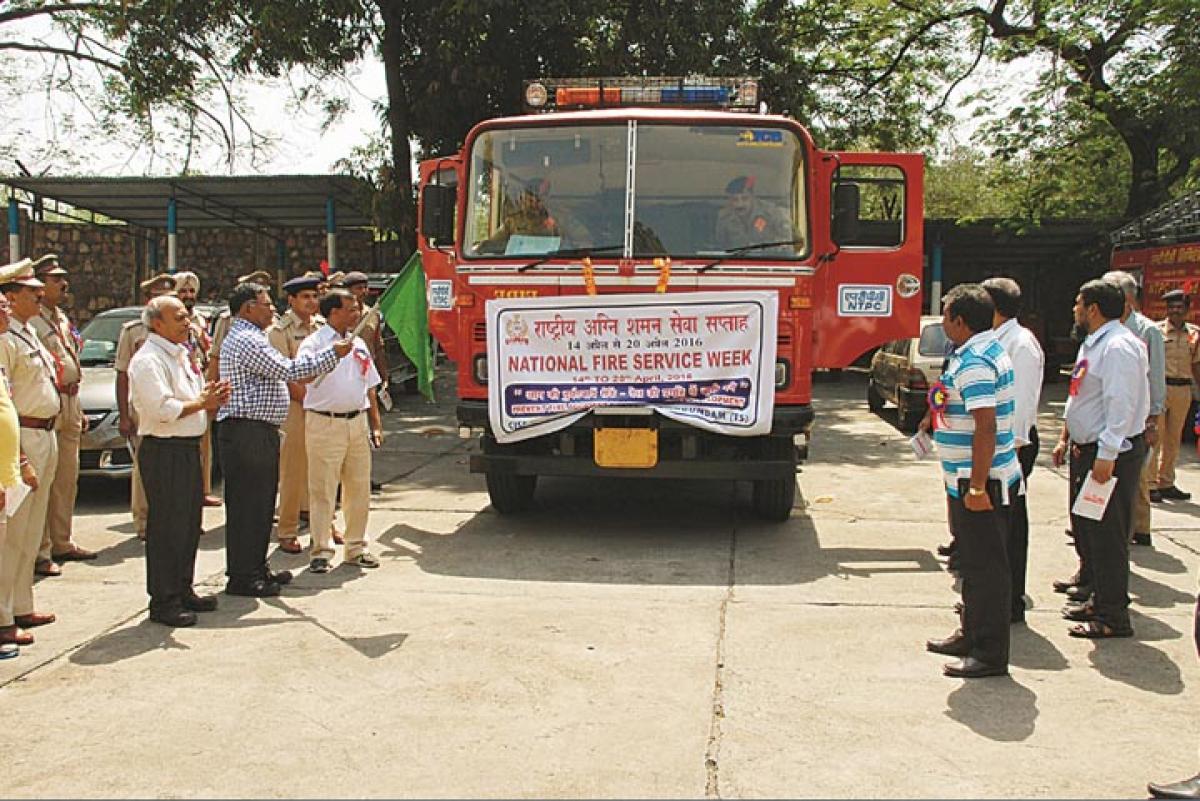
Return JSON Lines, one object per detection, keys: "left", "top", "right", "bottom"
{"left": 867, "top": 381, "right": 885, "bottom": 413}
{"left": 752, "top": 437, "right": 797, "bottom": 522}
{"left": 485, "top": 471, "right": 537, "bottom": 514}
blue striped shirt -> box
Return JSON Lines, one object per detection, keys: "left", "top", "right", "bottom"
{"left": 217, "top": 317, "right": 339, "bottom": 425}
{"left": 933, "top": 329, "right": 1022, "bottom": 500}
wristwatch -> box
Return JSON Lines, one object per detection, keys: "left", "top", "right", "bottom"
{"left": 967, "top": 486, "right": 986, "bottom": 497}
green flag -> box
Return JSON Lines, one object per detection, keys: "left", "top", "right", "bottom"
{"left": 377, "top": 251, "right": 435, "bottom": 400}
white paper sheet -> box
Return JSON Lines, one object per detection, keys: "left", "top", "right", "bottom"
{"left": 1072, "top": 473, "right": 1117, "bottom": 521}
{"left": 909, "top": 430, "right": 935, "bottom": 460}
{"left": 5, "top": 481, "right": 30, "bottom": 518}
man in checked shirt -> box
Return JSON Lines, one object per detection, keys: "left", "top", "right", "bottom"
{"left": 217, "top": 282, "right": 352, "bottom": 598}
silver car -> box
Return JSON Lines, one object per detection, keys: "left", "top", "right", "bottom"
{"left": 78, "top": 306, "right": 142, "bottom": 478}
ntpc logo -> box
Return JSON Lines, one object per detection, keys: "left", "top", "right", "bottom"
{"left": 838, "top": 285, "right": 892, "bottom": 317}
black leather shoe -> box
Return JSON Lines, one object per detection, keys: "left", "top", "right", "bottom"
{"left": 1150, "top": 488, "right": 1165, "bottom": 503}
{"left": 225, "top": 579, "right": 281, "bottom": 598}
{"left": 926, "top": 631, "right": 970, "bottom": 657}
{"left": 1132, "top": 532, "right": 1153, "bottom": 546}
{"left": 1161, "top": 486, "right": 1192, "bottom": 502}
{"left": 1149, "top": 773, "right": 1200, "bottom": 799}
{"left": 936, "top": 541, "right": 956, "bottom": 557}
{"left": 943, "top": 657, "right": 1007, "bottom": 678}
{"left": 183, "top": 593, "right": 218, "bottom": 613}
{"left": 149, "top": 608, "right": 197, "bottom": 627}
{"left": 265, "top": 569, "right": 293, "bottom": 586}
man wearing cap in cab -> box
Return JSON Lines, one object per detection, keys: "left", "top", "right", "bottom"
{"left": 28, "top": 254, "right": 95, "bottom": 575}
{"left": 0, "top": 259, "right": 63, "bottom": 647}
{"left": 477, "top": 176, "right": 592, "bottom": 254}
{"left": 268, "top": 273, "right": 333, "bottom": 554}
{"left": 339, "top": 271, "right": 389, "bottom": 383}
{"left": 172, "top": 271, "right": 220, "bottom": 507}
{"left": 115, "top": 272, "right": 177, "bottom": 540}
{"left": 715, "top": 175, "right": 794, "bottom": 253}
{"left": 1153, "top": 288, "right": 1200, "bottom": 502}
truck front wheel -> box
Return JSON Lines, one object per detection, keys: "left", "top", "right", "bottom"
{"left": 485, "top": 471, "right": 537, "bottom": 514}
{"left": 751, "top": 437, "right": 797, "bottom": 522}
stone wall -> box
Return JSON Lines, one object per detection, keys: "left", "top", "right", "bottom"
{"left": 1, "top": 213, "right": 406, "bottom": 322}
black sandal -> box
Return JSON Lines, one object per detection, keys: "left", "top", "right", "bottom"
{"left": 1069, "top": 621, "right": 1133, "bottom": 639}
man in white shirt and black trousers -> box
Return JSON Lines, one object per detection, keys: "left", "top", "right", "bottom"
{"left": 1052, "top": 279, "right": 1149, "bottom": 639}
{"left": 128, "top": 296, "right": 231, "bottom": 627}
{"left": 982, "top": 277, "right": 1044, "bottom": 624}
{"left": 299, "top": 289, "right": 384, "bottom": 574}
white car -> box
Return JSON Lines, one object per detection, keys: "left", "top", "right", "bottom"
{"left": 867, "top": 315, "right": 948, "bottom": 432}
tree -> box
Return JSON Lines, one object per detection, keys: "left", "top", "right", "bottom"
{"left": 876, "top": 0, "right": 1200, "bottom": 218}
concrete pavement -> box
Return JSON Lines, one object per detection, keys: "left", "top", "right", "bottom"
{"left": 1, "top": 371, "right": 1197, "bottom": 797}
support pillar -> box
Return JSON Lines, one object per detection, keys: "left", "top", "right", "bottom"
{"left": 8, "top": 198, "right": 19, "bottom": 261}
{"left": 167, "top": 198, "right": 178, "bottom": 272}
{"left": 325, "top": 196, "right": 337, "bottom": 273}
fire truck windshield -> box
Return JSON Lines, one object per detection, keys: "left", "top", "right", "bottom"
{"left": 464, "top": 123, "right": 808, "bottom": 261}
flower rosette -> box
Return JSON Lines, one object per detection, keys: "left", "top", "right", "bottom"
{"left": 927, "top": 380, "right": 949, "bottom": 430}
{"left": 1069, "top": 359, "right": 1088, "bottom": 397}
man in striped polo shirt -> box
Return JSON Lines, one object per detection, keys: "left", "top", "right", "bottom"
{"left": 926, "top": 284, "right": 1023, "bottom": 679}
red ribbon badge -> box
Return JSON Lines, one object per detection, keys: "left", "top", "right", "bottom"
{"left": 352, "top": 348, "right": 371, "bottom": 377}
{"left": 927, "top": 381, "right": 949, "bottom": 430}
{"left": 1069, "top": 359, "right": 1088, "bottom": 397}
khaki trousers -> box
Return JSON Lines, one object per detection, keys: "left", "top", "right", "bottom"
{"left": 276, "top": 401, "right": 308, "bottom": 540}
{"left": 130, "top": 439, "right": 148, "bottom": 536}
{"left": 1157, "top": 384, "right": 1192, "bottom": 489}
{"left": 39, "top": 393, "right": 81, "bottom": 561}
{"left": 1133, "top": 413, "right": 1163, "bottom": 536}
{"left": 306, "top": 412, "right": 371, "bottom": 562}
{"left": 0, "top": 428, "right": 58, "bottom": 626}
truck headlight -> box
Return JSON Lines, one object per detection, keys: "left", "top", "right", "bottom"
{"left": 473, "top": 354, "right": 488, "bottom": 385}
{"left": 775, "top": 359, "right": 791, "bottom": 389}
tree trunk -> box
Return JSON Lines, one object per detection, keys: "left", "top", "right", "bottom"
{"left": 378, "top": 2, "right": 414, "bottom": 258}
{"left": 1116, "top": 123, "right": 1168, "bottom": 219}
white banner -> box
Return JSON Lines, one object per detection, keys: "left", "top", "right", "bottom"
{"left": 487, "top": 291, "right": 778, "bottom": 443}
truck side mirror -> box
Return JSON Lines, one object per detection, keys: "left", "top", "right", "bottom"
{"left": 421, "top": 184, "right": 457, "bottom": 245}
{"left": 831, "top": 182, "right": 861, "bottom": 245}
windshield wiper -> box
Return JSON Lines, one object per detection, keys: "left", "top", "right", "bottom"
{"left": 696, "top": 239, "right": 808, "bottom": 273}
{"left": 518, "top": 244, "right": 624, "bottom": 272}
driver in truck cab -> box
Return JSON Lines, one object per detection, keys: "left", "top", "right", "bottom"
{"left": 477, "top": 176, "right": 592, "bottom": 254}
{"left": 715, "top": 174, "right": 796, "bottom": 253}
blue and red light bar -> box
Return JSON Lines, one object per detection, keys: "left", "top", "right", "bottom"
{"left": 523, "top": 77, "right": 759, "bottom": 113}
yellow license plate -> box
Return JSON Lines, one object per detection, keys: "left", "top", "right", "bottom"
{"left": 594, "top": 427, "right": 658, "bottom": 468}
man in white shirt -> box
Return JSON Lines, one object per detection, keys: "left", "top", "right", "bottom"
{"left": 128, "top": 296, "right": 230, "bottom": 627}
{"left": 299, "top": 289, "right": 384, "bottom": 574}
{"left": 982, "top": 277, "right": 1045, "bottom": 624}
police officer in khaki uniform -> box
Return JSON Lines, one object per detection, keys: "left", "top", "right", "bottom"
{"left": 268, "top": 274, "right": 325, "bottom": 552}
{"left": 172, "top": 270, "right": 220, "bottom": 506}
{"left": 116, "top": 272, "right": 177, "bottom": 539}
{"left": 0, "top": 260, "right": 62, "bottom": 645}
{"left": 1153, "top": 288, "right": 1200, "bottom": 501}
{"left": 29, "top": 255, "right": 94, "bottom": 574}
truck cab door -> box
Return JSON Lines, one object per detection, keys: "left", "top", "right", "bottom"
{"left": 417, "top": 158, "right": 463, "bottom": 363}
{"left": 811, "top": 152, "right": 924, "bottom": 368}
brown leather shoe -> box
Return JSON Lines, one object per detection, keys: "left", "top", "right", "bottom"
{"left": 52, "top": 545, "right": 97, "bottom": 562}
{"left": 0, "top": 626, "right": 34, "bottom": 646}
{"left": 277, "top": 537, "right": 302, "bottom": 554}
{"left": 34, "top": 559, "right": 62, "bottom": 577}
{"left": 15, "top": 612, "right": 56, "bottom": 628}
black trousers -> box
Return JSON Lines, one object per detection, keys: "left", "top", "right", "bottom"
{"left": 1068, "top": 435, "right": 1145, "bottom": 630}
{"left": 218, "top": 418, "right": 280, "bottom": 584}
{"left": 138, "top": 435, "right": 203, "bottom": 614}
{"left": 1008, "top": 427, "right": 1039, "bottom": 618}
{"left": 949, "top": 481, "right": 1012, "bottom": 667}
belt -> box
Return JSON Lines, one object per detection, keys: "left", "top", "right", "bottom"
{"left": 222, "top": 417, "right": 280, "bottom": 431}
{"left": 18, "top": 415, "right": 55, "bottom": 430}
{"left": 1071, "top": 432, "right": 1145, "bottom": 451}
{"left": 143, "top": 434, "right": 202, "bottom": 444}
{"left": 1167, "top": 377, "right": 1192, "bottom": 386}
{"left": 56, "top": 382, "right": 80, "bottom": 397}
{"left": 309, "top": 409, "right": 362, "bottom": 419}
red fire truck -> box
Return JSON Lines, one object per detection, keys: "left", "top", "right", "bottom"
{"left": 417, "top": 77, "right": 924, "bottom": 520}
{"left": 1109, "top": 190, "right": 1200, "bottom": 323}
